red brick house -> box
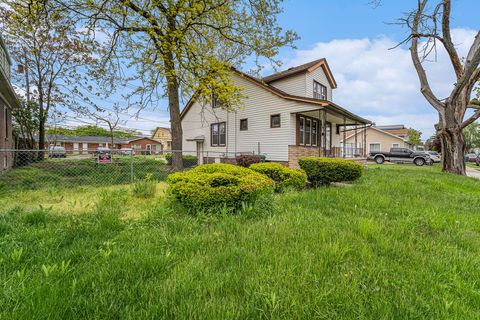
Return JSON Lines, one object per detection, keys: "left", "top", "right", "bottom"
{"left": 38, "top": 135, "right": 163, "bottom": 154}
{"left": 0, "top": 36, "right": 21, "bottom": 172}
{"left": 121, "top": 137, "right": 163, "bottom": 154}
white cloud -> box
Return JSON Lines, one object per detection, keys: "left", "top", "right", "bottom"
{"left": 284, "top": 28, "right": 478, "bottom": 139}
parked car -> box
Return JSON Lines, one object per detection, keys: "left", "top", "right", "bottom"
{"left": 465, "top": 153, "right": 478, "bottom": 163}
{"left": 94, "top": 147, "right": 111, "bottom": 155}
{"left": 49, "top": 146, "right": 67, "bottom": 158}
{"left": 425, "top": 151, "right": 441, "bottom": 163}
{"left": 369, "top": 147, "right": 432, "bottom": 166}
{"left": 118, "top": 148, "right": 134, "bottom": 156}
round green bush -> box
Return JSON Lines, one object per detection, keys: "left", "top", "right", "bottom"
{"left": 298, "top": 157, "right": 363, "bottom": 186}
{"left": 167, "top": 163, "right": 275, "bottom": 213}
{"left": 249, "top": 162, "right": 306, "bottom": 192}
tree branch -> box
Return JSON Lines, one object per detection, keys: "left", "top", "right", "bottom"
{"left": 450, "top": 31, "right": 480, "bottom": 102}
{"left": 410, "top": 0, "right": 445, "bottom": 112}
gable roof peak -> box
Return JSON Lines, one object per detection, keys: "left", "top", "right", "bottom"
{"left": 262, "top": 58, "right": 337, "bottom": 88}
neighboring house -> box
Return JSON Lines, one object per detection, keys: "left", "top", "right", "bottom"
{"left": 0, "top": 35, "right": 21, "bottom": 172}
{"left": 152, "top": 127, "right": 172, "bottom": 150}
{"left": 36, "top": 135, "right": 163, "bottom": 153}
{"left": 181, "top": 58, "right": 371, "bottom": 167}
{"left": 122, "top": 137, "right": 163, "bottom": 154}
{"left": 374, "top": 125, "right": 410, "bottom": 140}
{"left": 342, "top": 126, "right": 414, "bottom": 156}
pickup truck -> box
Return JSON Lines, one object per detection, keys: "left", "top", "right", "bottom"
{"left": 369, "top": 148, "right": 433, "bottom": 166}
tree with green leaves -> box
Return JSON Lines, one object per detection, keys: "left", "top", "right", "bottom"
{"left": 463, "top": 122, "right": 480, "bottom": 153}
{"left": 46, "top": 125, "right": 138, "bottom": 138}
{"left": 61, "top": 0, "right": 298, "bottom": 170}
{"left": 11, "top": 99, "right": 39, "bottom": 149}
{"left": 407, "top": 128, "right": 422, "bottom": 146}
{"left": 0, "top": 0, "right": 110, "bottom": 152}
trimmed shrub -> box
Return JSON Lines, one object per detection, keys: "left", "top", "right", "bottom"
{"left": 236, "top": 154, "right": 261, "bottom": 167}
{"left": 167, "top": 163, "right": 275, "bottom": 213}
{"left": 249, "top": 162, "right": 307, "bottom": 192}
{"left": 298, "top": 157, "right": 363, "bottom": 186}
{"left": 165, "top": 153, "right": 198, "bottom": 167}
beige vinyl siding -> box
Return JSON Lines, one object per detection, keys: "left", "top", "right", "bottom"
{"left": 267, "top": 73, "right": 306, "bottom": 97}
{"left": 182, "top": 73, "right": 301, "bottom": 161}
{"left": 343, "top": 127, "right": 409, "bottom": 153}
{"left": 305, "top": 67, "right": 333, "bottom": 100}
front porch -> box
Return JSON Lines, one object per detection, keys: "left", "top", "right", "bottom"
{"left": 289, "top": 106, "right": 370, "bottom": 168}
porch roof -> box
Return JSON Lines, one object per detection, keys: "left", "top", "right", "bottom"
{"left": 291, "top": 102, "right": 371, "bottom": 125}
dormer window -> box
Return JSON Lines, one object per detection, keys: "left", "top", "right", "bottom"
{"left": 313, "top": 81, "right": 327, "bottom": 100}
{"left": 212, "top": 93, "right": 222, "bottom": 108}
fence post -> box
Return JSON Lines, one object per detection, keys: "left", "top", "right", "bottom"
{"left": 130, "top": 150, "right": 134, "bottom": 183}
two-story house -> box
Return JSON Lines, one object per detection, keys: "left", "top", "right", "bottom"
{"left": 0, "top": 35, "right": 21, "bottom": 172}
{"left": 180, "top": 58, "right": 371, "bottom": 167}
{"left": 152, "top": 127, "right": 172, "bottom": 150}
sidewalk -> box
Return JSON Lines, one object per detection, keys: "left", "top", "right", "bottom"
{"left": 466, "top": 166, "right": 480, "bottom": 180}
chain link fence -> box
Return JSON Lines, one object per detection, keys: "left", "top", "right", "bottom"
{"left": 0, "top": 148, "right": 255, "bottom": 192}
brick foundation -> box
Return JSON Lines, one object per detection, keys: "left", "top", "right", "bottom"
{"left": 288, "top": 145, "right": 323, "bottom": 168}
{"left": 288, "top": 145, "right": 367, "bottom": 168}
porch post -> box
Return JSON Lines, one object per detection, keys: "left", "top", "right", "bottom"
{"left": 363, "top": 125, "right": 367, "bottom": 157}
{"left": 354, "top": 122, "right": 358, "bottom": 158}
{"left": 318, "top": 109, "right": 321, "bottom": 157}
{"left": 343, "top": 117, "right": 346, "bottom": 158}
{"left": 322, "top": 109, "right": 327, "bottom": 157}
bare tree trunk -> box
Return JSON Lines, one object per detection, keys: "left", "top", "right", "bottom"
{"left": 168, "top": 77, "right": 183, "bottom": 171}
{"left": 439, "top": 108, "right": 466, "bottom": 175}
{"left": 164, "top": 39, "right": 183, "bottom": 171}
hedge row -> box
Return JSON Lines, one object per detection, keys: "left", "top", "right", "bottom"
{"left": 298, "top": 157, "right": 363, "bottom": 186}
{"left": 249, "top": 162, "right": 306, "bottom": 192}
{"left": 167, "top": 164, "right": 275, "bottom": 213}
{"left": 165, "top": 153, "right": 197, "bottom": 167}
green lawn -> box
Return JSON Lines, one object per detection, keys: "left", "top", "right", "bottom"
{"left": 0, "top": 156, "right": 171, "bottom": 192}
{"left": 1, "top": 165, "right": 480, "bottom": 319}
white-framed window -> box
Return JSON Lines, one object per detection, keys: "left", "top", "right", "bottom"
{"left": 369, "top": 143, "right": 381, "bottom": 152}
{"left": 313, "top": 81, "right": 327, "bottom": 100}
{"left": 392, "top": 143, "right": 400, "bottom": 148}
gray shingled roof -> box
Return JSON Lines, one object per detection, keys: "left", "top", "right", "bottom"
{"left": 262, "top": 58, "right": 325, "bottom": 83}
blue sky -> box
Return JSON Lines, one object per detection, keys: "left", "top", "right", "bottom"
{"left": 57, "top": 0, "right": 479, "bottom": 140}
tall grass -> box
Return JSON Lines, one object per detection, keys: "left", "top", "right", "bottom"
{"left": 1, "top": 165, "right": 480, "bottom": 319}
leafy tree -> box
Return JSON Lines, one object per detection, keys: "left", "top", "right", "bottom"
{"left": 463, "top": 122, "right": 480, "bottom": 153}
{"left": 0, "top": 0, "right": 109, "bottom": 152}
{"left": 11, "top": 99, "right": 39, "bottom": 149}
{"left": 75, "top": 104, "right": 128, "bottom": 147}
{"left": 425, "top": 134, "right": 442, "bottom": 152}
{"left": 407, "top": 128, "right": 422, "bottom": 146}
{"left": 397, "top": 0, "right": 480, "bottom": 175}
{"left": 46, "top": 125, "right": 138, "bottom": 138}
{"left": 61, "top": 0, "right": 298, "bottom": 170}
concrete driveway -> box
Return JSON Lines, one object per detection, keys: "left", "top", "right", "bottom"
{"left": 466, "top": 166, "right": 480, "bottom": 180}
